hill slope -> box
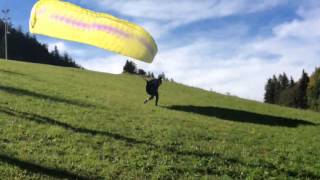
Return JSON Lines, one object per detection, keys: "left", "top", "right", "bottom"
{"left": 0, "top": 60, "right": 319, "bottom": 179}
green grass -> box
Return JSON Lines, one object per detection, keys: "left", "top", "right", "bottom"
{"left": 0, "top": 59, "right": 319, "bottom": 179}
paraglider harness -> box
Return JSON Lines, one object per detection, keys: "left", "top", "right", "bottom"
{"left": 146, "top": 79, "right": 160, "bottom": 96}
{"left": 144, "top": 75, "right": 163, "bottom": 106}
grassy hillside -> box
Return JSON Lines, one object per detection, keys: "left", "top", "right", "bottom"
{"left": 0, "top": 60, "right": 319, "bottom": 179}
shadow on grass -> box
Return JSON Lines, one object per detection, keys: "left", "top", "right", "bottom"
{"left": 165, "top": 105, "right": 316, "bottom": 127}
{"left": 0, "top": 106, "right": 150, "bottom": 146}
{"left": 0, "top": 154, "right": 96, "bottom": 179}
{"left": 0, "top": 69, "right": 26, "bottom": 76}
{"left": 0, "top": 85, "right": 96, "bottom": 108}
{"left": 1, "top": 106, "right": 319, "bottom": 178}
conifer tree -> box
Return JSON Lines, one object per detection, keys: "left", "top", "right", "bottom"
{"left": 296, "top": 70, "right": 309, "bottom": 109}
{"left": 123, "top": 60, "right": 137, "bottom": 74}
{"left": 264, "top": 78, "right": 275, "bottom": 103}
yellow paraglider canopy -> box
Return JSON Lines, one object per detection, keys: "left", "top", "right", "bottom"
{"left": 29, "top": 0, "right": 158, "bottom": 63}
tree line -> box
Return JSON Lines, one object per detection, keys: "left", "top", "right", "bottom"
{"left": 123, "top": 60, "right": 173, "bottom": 82}
{"left": 0, "top": 20, "right": 80, "bottom": 68}
{"left": 264, "top": 68, "right": 320, "bottom": 111}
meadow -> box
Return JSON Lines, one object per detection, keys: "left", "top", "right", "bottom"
{"left": 0, "top": 60, "right": 319, "bottom": 179}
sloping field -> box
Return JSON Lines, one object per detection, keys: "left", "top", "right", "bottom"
{"left": 0, "top": 60, "right": 319, "bottom": 179}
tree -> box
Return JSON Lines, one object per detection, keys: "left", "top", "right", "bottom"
{"left": 296, "top": 70, "right": 309, "bottom": 109}
{"left": 289, "top": 76, "right": 295, "bottom": 87}
{"left": 272, "top": 75, "right": 281, "bottom": 104}
{"left": 0, "top": 20, "right": 80, "bottom": 68}
{"left": 52, "top": 46, "right": 60, "bottom": 60}
{"left": 307, "top": 67, "right": 320, "bottom": 111}
{"left": 146, "top": 72, "right": 154, "bottom": 79}
{"left": 264, "top": 73, "right": 294, "bottom": 105}
{"left": 279, "top": 73, "right": 289, "bottom": 90}
{"left": 279, "top": 84, "right": 299, "bottom": 107}
{"left": 159, "top": 72, "right": 166, "bottom": 81}
{"left": 123, "top": 60, "right": 137, "bottom": 74}
{"left": 264, "top": 78, "right": 275, "bottom": 103}
{"left": 264, "top": 75, "right": 283, "bottom": 104}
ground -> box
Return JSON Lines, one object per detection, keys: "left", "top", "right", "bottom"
{"left": 0, "top": 60, "right": 319, "bottom": 179}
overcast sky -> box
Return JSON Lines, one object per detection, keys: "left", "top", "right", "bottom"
{"left": 1, "top": 0, "right": 320, "bottom": 101}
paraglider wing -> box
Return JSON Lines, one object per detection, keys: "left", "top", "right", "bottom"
{"left": 29, "top": 0, "right": 158, "bottom": 63}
